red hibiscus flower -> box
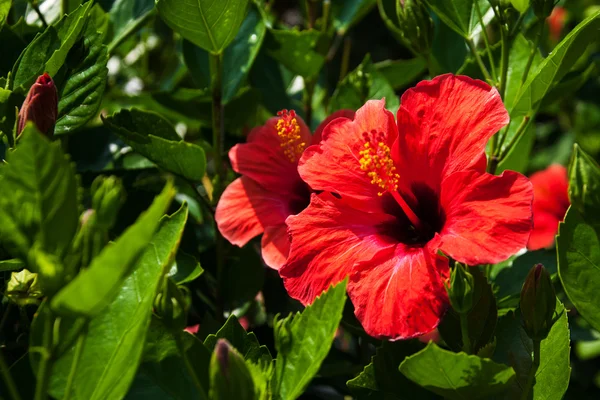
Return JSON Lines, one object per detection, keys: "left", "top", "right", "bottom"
{"left": 215, "top": 109, "right": 354, "bottom": 270}
{"left": 547, "top": 6, "right": 567, "bottom": 42}
{"left": 527, "top": 164, "right": 569, "bottom": 251}
{"left": 280, "top": 74, "right": 533, "bottom": 340}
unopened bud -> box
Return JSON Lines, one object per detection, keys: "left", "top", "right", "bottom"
{"left": 91, "top": 175, "right": 125, "bottom": 230}
{"left": 531, "top": 0, "right": 556, "bottom": 19}
{"left": 445, "top": 263, "right": 475, "bottom": 314}
{"left": 520, "top": 264, "right": 556, "bottom": 340}
{"left": 6, "top": 269, "right": 43, "bottom": 306}
{"left": 153, "top": 277, "right": 190, "bottom": 332}
{"left": 396, "top": 0, "right": 434, "bottom": 54}
{"left": 274, "top": 314, "right": 293, "bottom": 354}
{"left": 209, "top": 339, "right": 255, "bottom": 400}
{"left": 17, "top": 73, "right": 58, "bottom": 136}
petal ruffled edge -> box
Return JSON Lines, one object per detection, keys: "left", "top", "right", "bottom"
{"left": 439, "top": 170, "right": 533, "bottom": 265}
{"left": 349, "top": 245, "right": 450, "bottom": 340}
{"left": 312, "top": 109, "right": 356, "bottom": 144}
{"left": 215, "top": 176, "right": 290, "bottom": 247}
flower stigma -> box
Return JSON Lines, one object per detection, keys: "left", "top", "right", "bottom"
{"left": 276, "top": 109, "right": 306, "bottom": 162}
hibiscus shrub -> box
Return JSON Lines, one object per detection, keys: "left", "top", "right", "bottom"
{"left": 2, "top": 0, "right": 600, "bottom": 399}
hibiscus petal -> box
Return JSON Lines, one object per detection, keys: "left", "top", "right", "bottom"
{"left": 394, "top": 74, "right": 509, "bottom": 188}
{"left": 349, "top": 246, "right": 449, "bottom": 340}
{"left": 439, "top": 170, "right": 533, "bottom": 265}
{"left": 527, "top": 209, "right": 560, "bottom": 250}
{"left": 530, "top": 164, "right": 569, "bottom": 218}
{"left": 261, "top": 223, "right": 290, "bottom": 270}
{"left": 280, "top": 193, "right": 398, "bottom": 305}
{"left": 215, "top": 177, "right": 290, "bottom": 247}
{"left": 312, "top": 109, "right": 355, "bottom": 144}
{"left": 298, "top": 99, "right": 398, "bottom": 205}
{"left": 229, "top": 115, "right": 311, "bottom": 194}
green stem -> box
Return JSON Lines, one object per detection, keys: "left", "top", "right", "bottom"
{"left": 474, "top": 0, "right": 497, "bottom": 81}
{"left": 34, "top": 311, "right": 54, "bottom": 400}
{"left": 521, "top": 339, "right": 541, "bottom": 400}
{"left": 62, "top": 328, "right": 87, "bottom": 400}
{"left": 509, "top": 10, "right": 527, "bottom": 38}
{"left": 0, "top": 349, "right": 22, "bottom": 400}
{"left": 30, "top": 1, "right": 48, "bottom": 28}
{"left": 107, "top": 10, "right": 156, "bottom": 55}
{"left": 175, "top": 332, "right": 207, "bottom": 399}
{"left": 466, "top": 39, "right": 492, "bottom": 83}
{"left": 498, "top": 23, "right": 509, "bottom": 99}
{"left": 498, "top": 115, "right": 531, "bottom": 162}
{"left": 459, "top": 313, "right": 471, "bottom": 354}
{"left": 321, "top": 0, "right": 331, "bottom": 32}
{"left": 519, "top": 20, "right": 544, "bottom": 89}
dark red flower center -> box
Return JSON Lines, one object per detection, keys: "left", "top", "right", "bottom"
{"left": 359, "top": 130, "right": 444, "bottom": 244}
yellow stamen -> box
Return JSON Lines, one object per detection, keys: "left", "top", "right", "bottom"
{"left": 276, "top": 109, "right": 306, "bottom": 162}
{"left": 359, "top": 130, "right": 399, "bottom": 196}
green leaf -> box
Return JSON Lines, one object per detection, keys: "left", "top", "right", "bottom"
{"left": 332, "top": 0, "right": 377, "bottom": 33}
{"left": 48, "top": 204, "right": 190, "bottom": 400}
{"left": 431, "top": 15, "right": 468, "bottom": 73}
{"left": 109, "top": 0, "right": 154, "bottom": 49}
{"left": 375, "top": 58, "right": 427, "bottom": 90}
{"left": 156, "top": 0, "right": 250, "bottom": 54}
{"left": 264, "top": 28, "right": 329, "bottom": 78}
{"left": 222, "top": 7, "right": 266, "bottom": 103}
{"left": 0, "top": 0, "right": 10, "bottom": 27}
{"left": 272, "top": 279, "right": 347, "bottom": 400}
{"left": 0, "top": 258, "right": 25, "bottom": 272}
{"left": 128, "top": 317, "right": 211, "bottom": 399}
{"left": 209, "top": 340, "right": 256, "bottom": 400}
{"left": 103, "top": 108, "right": 207, "bottom": 181}
{"left": 204, "top": 315, "right": 272, "bottom": 365}
{"left": 558, "top": 208, "right": 600, "bottom": 332}
{"left": 502, "top": 11, "right": 600, "bottom": 156}
{"left": 510, "top": 0, "right": 529, "bottom": 13}
{"left": 168, "top": 251, "right": 204, "bottom": 284}
{"left": 347, "top": 341, "right": 435, "bottom": 399}
{"left": 493, "top": 301, "right": 570, "bottom": 399}
{"left": 439, "top": 267, "right": 497, "bottom": 354}
{"left": 0, "top": 125, "right": 79, "bottom": 260}
{"left": 50, "top": 181, "right": 175, "bottom": 317}
{"left": 182, "top": 39, "right": 210, "bottom": 89}
{"left": 399, "top": 343, "right": 515, "bottom": 399}
{"left": 567, "top": 145, "right": 600, "bottom": 226}
{"left": 12, "top": 1, "right": 93, "bottom": 88}
{"left": 425, "top": 0, "right": 492, "bottom": 39}
{"left": 55, "top": 25, "right": 109, "bottom": 135}
{"left": 330, "top": 55, "right": 399, "bottom": 113}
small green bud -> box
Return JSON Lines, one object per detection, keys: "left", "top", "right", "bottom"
{"left": 153, "top": 277, "right": 190, "bottom": 332}
{"left": 209, "top": 339, "right": 255, "bottom": 400}
{"left": 396, "top": 0, "right": 434, "bottom": 54}
{"left": 445, "top": 263, "right": 475, "bottom": 314}
{"left": 91, "top": 175, "right": 125, "bottom": 230}
{"left": 531, "top": 0, "right": 557, "bottom": 19}
{"left": 274, "top": 314, "right": 293, "bottom": 354}
{"left": 6, "top": 269, "right": 43, "bottom": 306}
{"left": 520, "top": 264, "right": 556, "bottom": 340}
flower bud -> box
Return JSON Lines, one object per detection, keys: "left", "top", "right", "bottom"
{"left": 396, "top": 0, "right": 434, "bottom": 54}
{"left": 274, "top": 314, "right": 293, "bottom": 354}
{"left": 91, "top": 175, "right": 125, "bottom": 230}
{"left": 209, "top": 339, "right": 255, "bottom": 400}
{"left": 520, "top": 264, "right": 556, "bottom": 340}
{"left": 153, "top": 277, "right": 190, "bottom": 332}
{"left": 17, "top": 73, "right": 58, "bottom": 136}
{"left": 6, "top": 269, "right": 43, "bottom": 306}
{"left": 531, "top": 0, "right": 556, "bottom": 19}
{"left": 445, "top": 263, "right": 475, "bottom": 314}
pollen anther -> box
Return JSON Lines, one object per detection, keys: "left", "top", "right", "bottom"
{"left": 358, "top": 130, "right": 399, "bottom": 196}
{"left": 276, "top": 109, "right": 306, "bottom": 162}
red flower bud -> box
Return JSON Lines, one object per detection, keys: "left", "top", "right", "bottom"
{"left": 17, "top": 73, "right": 58, "bottom": 136}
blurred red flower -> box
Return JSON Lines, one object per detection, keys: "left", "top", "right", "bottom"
{"left": 527, "top": 164, "right": 569, "bottom": 250}
{"left": 18, "top": 72, "right": 58, "bottom": 136}
{"left": 216, "top": 109, "right": 354, "bottom": 270}
{"left": 280, "top": 75, "right": 533, "bottom": 340}
{"left": 547, "top": 6, "right": 567, "bottom": 42}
